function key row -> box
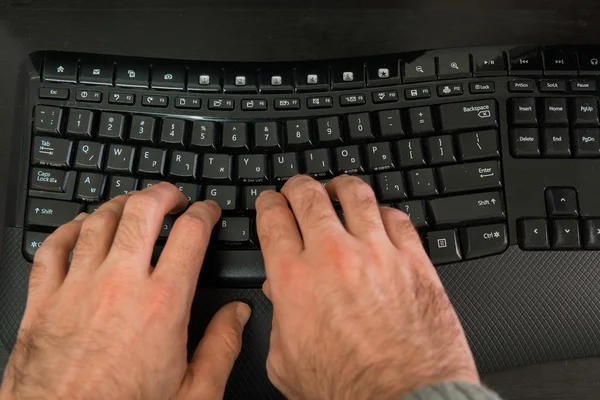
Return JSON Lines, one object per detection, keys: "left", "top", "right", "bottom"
{"left": 508, "top": 78, "right": 598, "bottom": 93}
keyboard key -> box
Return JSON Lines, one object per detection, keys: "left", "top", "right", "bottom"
{"left": 188, "top": 66, "right": 222, "bottom": 92}
{"left": 582, "top": 219, "right": 600, "bottom": 250}
{"left": 551, "top": 219, "right": 581, "bottom": 249}
{"left": 396, "top": 200, "right": 428, "bottom": 229}
{"left": 303, "top": 149, "right": 333, "bottom": 178}
{"left": 460, "top": 223, "right": 508, "bottom": 260}
{"left": 509, "top": 47, "right": 543, "bottom": 74}
{"left": 541, "top": 127, "right": 571, "bottom": 157}
{"left": 407, "top": 168, "right": 438, "bottom": 198}
{"left": 32, "top": 136, "right": 72, "bottom": 168}
{"left": 140, "top": 180, "right": 161, "bottom": 190}
{"left": 74, "top": 141, "right": 105, "bottom": 171}
{"left": 169, "top": 151, "right": 198, "bottom": 180}
{"left": 316, "top": 117, "right": 342, "bottom": 146}
{"left": 285, "top": 120, "right": 312, "bottom": 149}
{"left": 176, "top": 183, "right": 201, "bottom": 203}
{"left": 115, "top": 63, "right": 150, "bottom": 88}
{"left": 376, "top": 171, "right": 407, "bottom": 202}
{"left": 108, "top": 176, "right": 138, "bottom": 198}
{"left": 26, "top": 198, "right": 83, "bottom": 228}
{"left": 472, "top": 50, "right": 507, "bottom": 76}
{"left": 44, "top": 55, "right": 78, "bottom": 83}
{"left": 274, "top": 98, "right": 300, "bottom": 110}
{"left": 307, "top": 96, "right": 333, "bottom": 109}
{"left": 510, "top": 98, "right": 537, "bottom": 126}
{"left": 340, "top": 93, "right": 366, "bottom": 106}
{"left": 76, "top": 90, "right": 102, "bottom": 102}
{"left": 345, "top": 113, "right": 374, "bottom": 144}
{"left": 404, "top": 87, "right": 431, "bottom": 100}
{"left": 541, "top": 98, "right": 568, "bottom": 125}
{"left": 142, "top": 95, "right": 168, "bottom": 108}
{"left": 205, "top": 186, "right": 237, "bottom": 211}
{"left": 508, "top": 79, "right": 536, "bottom": 92}
{"left": 518, "top": 219, "right": 550, "bottom": 250}
{"left": 396, "top": 138, "right": 426, "bottom": 168}
{"left": 244, "top": 186, "right": 277, "bottom": 212}
{"left": 545, "top": 187, "right": 578, "bottom": 217}
{"left": 377, "top": 110, "right": 404, "bottom": 138}
{"left": 175, "top": 96, "right": 201, "bottom": 109}
{"left": 79, "top": 59, "right": 114, "bottom": 85}
{"left": 365, "top": 142, "right": 394, "bottom": 172}
{"left": 539, "top": 80, "right": 566, "bottom": 92}
{"left": 571, "top": 98, "right": 600, "bottom": 126}
{"left": 222, "top": 123, "right": 249, "bottom": 152}
{"left": 29, "top": 168, "right": 66, "bottom": 192}
{"left": 469, "top": 82, "right": 495, "bottom": 94}
{"left": 66, "top": 109, "right": 95, "bottom": 139}
{"left": 334, "top": 146, "right": 363, "bottom": 174}
{"left": 160, "top": 119, "right": 186, "bottom": 148}
{"left": 427, "top": 230, "right": 462, "bottom": 264}
{"left": 23, "top": 231, "right": 51, "bottom": 262}
{"left": 209, "top": 98, "right": 234, "bottom": 110}
{"left": 108, "top": 92, "right": 135, "bottom": 105}
{"left": 242, "top": 99, "right": 267, "bottom": 111}
{"left": 367, "top": 59, "right": 402, "bottom": 86}
{"left": 224, "top": 70, "right": 258, "bottom": 94}
{"left": 98, "top": 113, "right": 126, "bottom": 142}
{"left": 510, "top": 128, "right": 540, "bottom": 157}
{"left": 217, "top": 217, "right": 251, "bottom": 243}
{"left": 438, "top": 100, "right": 498, "bottom": 132}
{"left": 129, "top": 116, "right": 156, "bottom": 144}
{"left": 34, "top": 106, "right": 63, "bottom": 135}
{"left": 202, "top": 154, "right": 232, "bottom": 183}
{"left": 457, "top": 130, "right": 499, "bottom": 161}
{"left": 273, "top": 153, "right": 299, "bottom": 182}
{"left": 438, "top": 161, "right": 502, "bottom": 194}
{"left": 75, "top": 173, "right": 106, "bottom": 202}
{"left": 237, "top": 154, "right": 268, "bottom": 183}
{"left": 571, "top": 80, "right": 596, "bottom": 92}
{"left": 543, "top": 49, "right": 578, "bottom": 75}
{"left": 105, "top": 145, "right": 136, "bottom": 174}
{"left": 573, "top": 128, "right": 600, "bottom": 157}
{"left": 296, "top": 65, "right": 329, "bottom": 92}
{"left": 437, "top": 53, "right": 471, "bottom": 79}
{"left": 408, "top": 107, "right": 435, "bottom": 135}
{"left": 437, "top": 83, "right": 463, "bottom": 97}
{"left": 402, "top": 56, "right": 436, "bottom": 83}
{"left": 426, "top": 135, "right": 456, "bottom": 165}
{"left": 137, "top": 148, "right": 166, "bottom": 177}
{"left": 190, "top": 121, "right": 217, "bottom": 151}
{"left": 253, "top": 122, "right": 281, "bottom": 151}
{"left": 151, "top": 65, "right": 185, "bottom": 90}
{"left": 372, "top": 90, "right": 399, "bottom": 103}
{"left": 427, "top": 191, "right": 505, "bottom": 227}
{"left": 331, "top": 64, "right": 365, "bottom": 90}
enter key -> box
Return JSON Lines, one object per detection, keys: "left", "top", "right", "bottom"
{"left": 438, "top": 161, "right": 502, "bottom": 194}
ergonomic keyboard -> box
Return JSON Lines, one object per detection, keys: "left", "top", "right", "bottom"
{"left": 18, "top": 46, "right": 600, "bottom": 286}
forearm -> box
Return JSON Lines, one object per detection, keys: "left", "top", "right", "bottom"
{"left": 402, "top": 382, "right": 503, "bottom": 400}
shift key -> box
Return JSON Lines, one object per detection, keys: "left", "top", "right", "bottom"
{"left": 438, "top": 161, "right": 502, "bottom": 194}
{"left": 427, "top": 191, "right": 505, "bottom": 227}
{"left": 438, "top": 100, "right": 498, "bottom": 132}
{"left": 26, "top": 198, "right": 83, "bottom": 228}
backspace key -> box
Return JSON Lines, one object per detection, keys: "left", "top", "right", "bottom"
{"left": 438, "top": 100, "right": 498, "bottom": 132}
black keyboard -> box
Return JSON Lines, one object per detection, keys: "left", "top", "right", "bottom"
{"left": 20, "top": 46, "right": 600, "bottom": 285}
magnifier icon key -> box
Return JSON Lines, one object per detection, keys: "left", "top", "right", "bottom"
{"left": 415, "top": 65, "right": 424, "bottom": 73}
{"left": 450, "top": 62, "right": 459, "bottom": 69}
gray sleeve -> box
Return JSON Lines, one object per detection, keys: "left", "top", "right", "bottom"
{"left": 401, "top": 382, "right": 503, "bottom": 400}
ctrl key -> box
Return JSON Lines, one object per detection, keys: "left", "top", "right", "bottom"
{"left": 461, "top": 223, "right": 508, "bottom": 260}
{"left": 23, "top": 231, "right": 51, "bottom": 262}
{"left": 26, "top": 198, "right": 83, "bottom": 229}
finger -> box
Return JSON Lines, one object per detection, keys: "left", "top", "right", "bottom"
{"left": 255, "top": 190, "right": 303, "bottom": 276}
{"left": 151, "top": 201, "right": 221, "bottom": 307}
{"left": 326, "top": 175, "right": 386, "bottom": 239}
{"left": 27, "top": 213, "right": 87, "bottom": 308}
{"left": 379, "top": 206, "right": 425, "bottom": 253}
{"left": 183, "top": 302, "right": 251, "bottom": 399}
{"left": 280, "top": 175, "right": 345, "bottom": 246}
{"left": 262, "top": 280, "right": 272, "bottom": 301}
{"left": 69, "top": 195, "right": 131, "bottom": 273}
{"left": 105, "top": 182, "right": 188, "bottom": 270}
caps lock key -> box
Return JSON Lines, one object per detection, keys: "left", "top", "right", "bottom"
{"left": 439, "top": 100, "right": 498, "bottom": 132}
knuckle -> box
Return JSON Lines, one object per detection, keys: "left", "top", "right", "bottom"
{"left": 176, "top": 212, "right": 212, "bottom": 237}
{"left": 112, "top": 212, "right": 146, "bottom": 252}
{"left": 126, "top": 192, "right": 160, "bottom": 214}
{"left": 346, "top": 177, "right": 376, "bottom": 204}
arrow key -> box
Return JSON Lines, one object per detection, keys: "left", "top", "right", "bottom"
{"left": 551, "top": 219, "right": 581, "bottom": 250}
{"left": 518, "top": 219, "right": 550, "bottom": 250}
{"left": 545, "top": 187, "right": 578, "bottom": 217}
{"left": 582, "top": 219, "right": 600, "bottom": 250}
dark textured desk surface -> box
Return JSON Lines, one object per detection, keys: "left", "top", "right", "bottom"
{"left": 2, "top": 1, "right": 600, "bottom": 398}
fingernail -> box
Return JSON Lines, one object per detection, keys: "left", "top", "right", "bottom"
{"left": 75, "top": 212, "right": 88, "bottom": 221}
{"left": 236, "top": 302, "right": 252, "bottom": 326}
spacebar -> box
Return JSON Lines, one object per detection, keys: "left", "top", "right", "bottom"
{"left": 203, "top": 250, "right": 265, "bottom": 286}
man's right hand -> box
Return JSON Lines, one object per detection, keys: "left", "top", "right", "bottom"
{"left": 256, "top": 175, "right": 480, "bottom": 400}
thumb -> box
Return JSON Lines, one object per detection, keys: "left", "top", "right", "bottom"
{"left": 180, "top": 302, "right": 251, "bottom": 399}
